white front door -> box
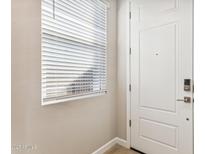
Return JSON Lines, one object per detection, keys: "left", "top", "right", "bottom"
{"left": 130, "top": 0, "right": 193, "bottom": 154}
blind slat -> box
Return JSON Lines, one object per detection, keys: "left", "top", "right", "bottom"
{"left": 42, "top": 21, "right": 106, "bottom": 43}
{"left": 42, "top": 16, "right": 106, "bottom": 39}
{"left": 42, "top": 51, "right": 105, "bottom": 62}
{"left": 42, "top": 29, "right": 106, "bottom": 48}
{"left": 42, "top": 57, "right": 105, "bottom": 66}
{"left": 56, "top": 1, "right": 106, "bottom": 25}
{"left": 43, "top": 85, "right": 106, "bottom": 90}
{"left": 42, "top": 37, "right": 106, "bottom": 53}
{"left": 42, "top": 44, "right": 106, "bottom": 57}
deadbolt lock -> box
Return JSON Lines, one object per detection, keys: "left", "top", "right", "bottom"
{"left": 177, "top": 97, "right": 191, "bottom": 103}
{"left": 184, "top": 79, "right": 191, "bottom": 91}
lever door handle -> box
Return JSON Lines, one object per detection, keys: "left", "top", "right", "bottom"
{"left": 177, "top": 97, "right": 191, "bottom": 103}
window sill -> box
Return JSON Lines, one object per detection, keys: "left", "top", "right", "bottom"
{"left": 41, "top": 91, "right": 107, "bottom": 106}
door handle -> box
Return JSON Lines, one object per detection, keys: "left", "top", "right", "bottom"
{"left": 177, "top": 97, "right": 191, "bottom": 103}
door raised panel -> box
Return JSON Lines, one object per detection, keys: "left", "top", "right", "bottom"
{"left": 139, "top": 118, "right": 178, "bottom": 148}
{"left": 138, "top": 0, "right": 179, "bottom": 22}
{"left": 139, "top": 23, "right": 177, "bottom": 112}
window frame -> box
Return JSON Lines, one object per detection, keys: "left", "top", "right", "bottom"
{"left": 41, "top": 0, "right": 109, "bottom": 105}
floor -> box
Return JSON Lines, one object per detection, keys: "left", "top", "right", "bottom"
{"left": 104, "top": 144, "right": 140, "bottom": 154}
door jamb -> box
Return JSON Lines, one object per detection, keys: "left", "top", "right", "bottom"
{"left": 126, "top": 0, "right": 131, "bottom": 149}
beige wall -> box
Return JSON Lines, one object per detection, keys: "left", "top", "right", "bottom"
{"left": 117, "top": 0, "right": 130, "bottom": 140}
{"left": 11, "top": 0, "right": 117, "bottom": 154}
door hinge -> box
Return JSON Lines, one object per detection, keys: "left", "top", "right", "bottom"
{"left": 129, "top": 11, "right": 131, "bottom": 19}
{"left": 192, "top": 81, "right": 194, "bottom": 93}
{"left": 129, "top": 120, "right": 132, "bottom": 127}
{"left": 129, "top": 84, "right": 131, "bottom": 92}
{"left": 129, "top": 48, "right": 131, "bottom": 54}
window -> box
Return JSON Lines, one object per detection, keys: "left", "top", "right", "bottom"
{"left": 41, "top": 0, "right": 108, "bottom": 105}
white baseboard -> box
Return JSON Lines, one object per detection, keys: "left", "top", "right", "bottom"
{"left": 91, "top": 137, "right": 128, "bottom": 154}
{"left": 116, "top": 138, "right": 129, "bottom": 148}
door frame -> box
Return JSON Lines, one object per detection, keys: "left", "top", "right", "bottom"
{"left": 125, "top": 0, "right": 194, "bottom": 151}
{"left": 125, "top": 0, "right": 131, "bottom": 149}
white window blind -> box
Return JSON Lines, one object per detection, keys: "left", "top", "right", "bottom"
{"left": 41, "top": 0, "right": 108, "bottom": 105}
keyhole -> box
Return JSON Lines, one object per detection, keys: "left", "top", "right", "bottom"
{"left": 155, "top": 52, "right": 159, "bottom": 56}
{"left": 186, "top": 118, "right": 189, "bottom": 121}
